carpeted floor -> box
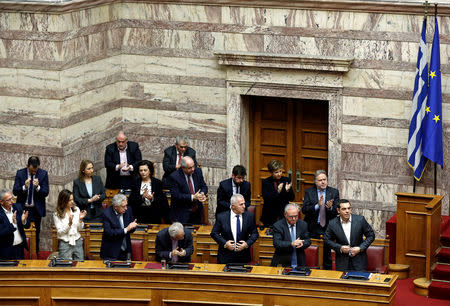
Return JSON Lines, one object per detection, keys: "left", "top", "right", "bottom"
{"left": 396, "top": 278, "right": 450, "bottom": 305}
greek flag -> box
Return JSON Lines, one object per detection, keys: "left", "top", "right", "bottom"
{"left": 407, "top": 19, "right": 429, "bottom": 181}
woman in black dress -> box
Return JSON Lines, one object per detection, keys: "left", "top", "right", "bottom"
{"left": 260, "top": 159, "right": 295, "bottom": 227}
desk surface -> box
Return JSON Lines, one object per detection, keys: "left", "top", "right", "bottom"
{"left": 1, "top": 260, "right": 396, "bottom": 306}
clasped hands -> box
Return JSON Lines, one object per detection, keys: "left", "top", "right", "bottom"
{"left": 68, "top": 210, "right": 87, "bottom": 227}
{"left": 225, "top": 240, "right": 248, "bottom": 252}
{"left": 171, "top": 247, "right": 187, "bottom": 257}
{"left": 142, "top": 189, "right": 154, "bottom": 201}
{"left": 25, "top": 178, "right": 39, "bottom": 189}
{"left": 118, "top": 162, "right": 131, "bottom": 172}
{"left": 193, "top": 190, "right": 206, "bottom": 202}
{"left": 340, "top": 245, "right": 361, "bottom": 257}
{"left": 277, "top": 182, "right": 292, "bottom": 193}
{"left": 291, "top": 238, "right": 304, "bottom": 248}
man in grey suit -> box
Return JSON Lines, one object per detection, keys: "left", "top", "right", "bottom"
{"left": 324, "top": 199, "right": 375, "bottom": 272}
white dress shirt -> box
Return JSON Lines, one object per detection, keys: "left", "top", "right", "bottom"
{"left": 53, "top": 207, "right": 84, "bottom": 246}
{"left": 340, "top": 215, "right": 352, "bottom": 245}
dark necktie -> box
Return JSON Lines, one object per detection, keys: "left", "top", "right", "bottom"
{"left": 236, "top": 215, "right": 241, "bottom": 242}
{"left": 27, "top": 174, "right": 34, "bottom": 205}
{"left": 319, "top": 192, "right": 326, "bottom": 227}
{"left": 290, "top": 224, "right": 297, "bottom": 268}
{"left": 117, "top": 214, "right": 127, "bottom": 251}
{"left": 188, "top": 176, "right": 194, "bottom": 194}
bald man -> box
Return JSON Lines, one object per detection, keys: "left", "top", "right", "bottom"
{"left": 104, "top": 131, "right": 142, "bottom": 189}
{"left": 169, "top": 156, "right": 208, "bottom": 224}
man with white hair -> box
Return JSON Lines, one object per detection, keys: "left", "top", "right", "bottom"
{"left": 155, "top": 222, "right": 193, "bottom": 263}
{"left": 271, "top": 203, "right": 311, "bottom": 268}
{"left": 211, "top": 194, "right": 258, "bottom": 264}
{"left": 100, "top": 193, "right": 137, "bottom": 260}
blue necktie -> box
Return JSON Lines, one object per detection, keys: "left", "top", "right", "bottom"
{"left": 236, "top": 215, "right": 241, "bottom": 242}
{"left": 27, "top": 174, "right": 34, "bottom": 205}
{"left": 290, "top": 225, "right": 297, "bottom": 269}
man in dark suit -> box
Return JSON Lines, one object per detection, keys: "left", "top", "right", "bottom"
{"left": 216, "top": 165, "right": 251, "bottom": 216}
{"left": 0, "top": 189, "right": 30, "bottom": 260}
{"left": 155, "top": 222, "right": 194, "bottom": 263}
{"left": 12, "top": 156, "right": 49, "bottom": 255}
{"left": 162, "top": 135, "right": 197, "bottom": 187}
{"left": 211, "top": 194, "right": 258, "bottom": 264}
{"left": 169, "top": 156, "right": 208, "bottom": 224}
{"left": 100, "top": 193, "right": 137, "bottom": 260}
{"left": 302, "top": 169, "right": 339, "bottom": 270}
{"left": 271, "top": 203, "right": 311, "bottom": 268}
{"left": 104, "top": 131, "right": 142, "bottom": 190}
{"left": 324, "top": 199, "right": 375, "bottom": 272}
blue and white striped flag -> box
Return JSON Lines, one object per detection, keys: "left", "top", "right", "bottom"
{"left": 407, "top": 19, "right": 429, "bottom": 181}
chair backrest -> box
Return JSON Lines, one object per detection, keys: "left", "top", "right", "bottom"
{"left": 131, "top": 239, "right": 144, "bottom": 261}
{"left": 366, "top": 245, "right": 385, "bottom": 272}
{"left": 305, "top": 245, "right": 319, "bottom": 268}
{"left": 247, "top": 205, "right": 256, "bottom": 223}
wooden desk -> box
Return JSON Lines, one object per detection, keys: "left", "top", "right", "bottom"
{"left": 0, "top": 260, "right": 397, "bottom": 305}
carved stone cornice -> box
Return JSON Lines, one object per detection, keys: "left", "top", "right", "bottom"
{"left": 215, "top": 51, "right": 353, "bottom": 73}
{"left": 0, "top": 0, "right": 449, "bottom": 16}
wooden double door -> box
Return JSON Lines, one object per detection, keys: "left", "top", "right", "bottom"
{"left": 249, "top": 96, "right": 329, "bottom": 203}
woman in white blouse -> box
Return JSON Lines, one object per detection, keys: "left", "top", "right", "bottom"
{"left": 53, "top": 189, "right": 86, "bottom": 260}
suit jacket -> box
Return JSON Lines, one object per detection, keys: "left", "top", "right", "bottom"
{"left": 100, "top": 205, "right": 136, "bottom": 260}
{"left": 162, "top": 145, "right": 197, "bottom": 179}
{"left": 128, "top": 177, "right": 170, "bottom": 224}
{"left": 216, "top": 178, "right": 251, "bottom": 216}
{"left": 104, "top": 141, "right": 142, "bottom": 189}
{"left": 13, "top": 168, "right": 49, "bottom": 217}
{"left": 260, "top": 176, "right": 295, "bottom": 227}
{"left": 271, "top": 218, "right": 311, "bottom": 267}
{"left": 73, "top": 176, "right": 106, "bottom": 222}
{"left": 324, "top": 214, "right": 375, "bottom": 271}
{"left": 210, "top": 210, "right": 259, "bottom": 264}
{"left": 169, "top": 168, "right": 208, "bottom": 224}
{"left": 302, "top": 186, "right": 339, "bottom": 237}
{"left": 155, "top": 227, "right": 194, "bottom": 263}
{"left": 0, "top": 203, "right": 30, "bottom": 259}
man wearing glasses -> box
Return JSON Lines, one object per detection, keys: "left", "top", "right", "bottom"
{"left": 271, "top": 203, "right": 311, "bottom": 268}
{"left": 162, "top": 135, "right": 198, "bottom": 188}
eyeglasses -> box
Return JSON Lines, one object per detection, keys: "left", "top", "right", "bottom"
{"left": 287, "top": 215, "right": 298, "bottom": 219}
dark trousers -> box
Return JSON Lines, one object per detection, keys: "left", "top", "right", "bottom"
{"left": 3, "top": 245, "right": 25, "bottom": 260}
{"left": 25, "top": 206, "right": 41, "bottom": 255}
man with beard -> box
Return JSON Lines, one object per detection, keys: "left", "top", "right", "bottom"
{"left": 216, "top": 165, "right": 251, "bottom": 216}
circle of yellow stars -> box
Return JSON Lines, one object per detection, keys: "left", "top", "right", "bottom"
{"left": 426, "top": 70, "right": 441, "bottom": 123}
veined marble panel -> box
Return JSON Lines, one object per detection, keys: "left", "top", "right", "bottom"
{"left": 221, "top": 32, "right": 264, "bottom": 53}
{"left": 118, "top": 3, "right": 221, "bottom": 23}
{"left": 123, "top": 108, "right": 226, "bottom": 134}
{"left": 0, "top": 125, "right": 61, "bottom": 147}
{"left": 343, "top": 124, "right": 408, "bottom": 147}
{"left": 2, "top": 96, "right": 60, "bottom": 119}
{"left": 343, "top": 96, "right": 409, "bottom": 120}
{"left": 344, "top": 68, "right": 416, "bottom": 91}
{"left": 61, "top": 83, "right": 121, "bottom": 116}
{"left": 122, "top": 82, "right": 226, "bottom": 110}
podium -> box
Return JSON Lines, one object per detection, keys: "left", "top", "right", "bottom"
{"left": 395, "top": 192, "right": 442, "bottom": 280}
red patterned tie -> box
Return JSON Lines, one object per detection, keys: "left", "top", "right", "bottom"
{"left": 319, "top": 194, "right": 326, "bottom": 227}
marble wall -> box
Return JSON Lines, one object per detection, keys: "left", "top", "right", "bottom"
{"left": 0, "top": 0, "right": 449, "bottom": 249}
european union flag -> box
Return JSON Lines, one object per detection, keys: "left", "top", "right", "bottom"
{"left": 407, "top": 19, "right": 429, "bottom": 180}
{"left": 423, "top": 18, "right": 444, "bottom": 167}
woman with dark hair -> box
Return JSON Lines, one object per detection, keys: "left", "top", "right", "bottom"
{"left": 128, "top": 160, "right": 170, "bottom": 224}
{"left": 260, "top": 159, "right": 295, "bottom": 227}
{"left": 53, "top": 189, "right": 86, "bottom": 260}
{"left": 73, "top": 160, "right": 106, "bottom": 223}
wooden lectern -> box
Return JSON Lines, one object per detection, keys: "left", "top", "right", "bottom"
{"left": 395, "top": 192, "right": 442, "bottom": 280}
